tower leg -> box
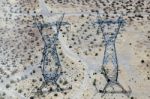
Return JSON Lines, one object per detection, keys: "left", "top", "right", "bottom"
{"left": 37, "top": 82, "right": 47, "bottom": 95}
{"left": 99, "top": 81, "right": 131, "bottom": 97}
{"left": 55, "top": 82, "right": 64, "bottom": 92}
{"left": 101, "top": 82, "right": 109, "bottom": 97}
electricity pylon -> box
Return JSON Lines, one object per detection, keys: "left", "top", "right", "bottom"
{"left": 33, "top": 13, "right": 70, "bottom": 94}
{"left": 95, "top": 14, "right": 131, "bottom": 97}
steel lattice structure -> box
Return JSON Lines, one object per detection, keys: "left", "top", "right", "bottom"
{"left": 95, "top": 14, "right": 131, "bottom": 97}
{"left": 33, "top": 13, "right": 70, "bottom": 94}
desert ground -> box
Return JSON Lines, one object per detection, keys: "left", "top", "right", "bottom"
{"left": 0, "top": 0, "right": 149, "bottom": 99}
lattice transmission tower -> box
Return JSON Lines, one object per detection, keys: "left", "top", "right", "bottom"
{"left": 95, "top": 14, "right": 131, "bottom": 97}
{"left": 33, "top": 13, "right": 70, "bottom": 94}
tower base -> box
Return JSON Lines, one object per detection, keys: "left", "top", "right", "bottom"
{"left": 99, "top": 81, "right": 132, "bottom": 97}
